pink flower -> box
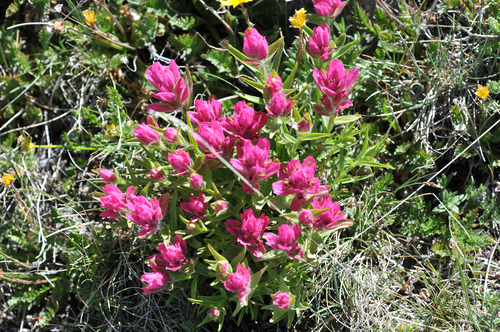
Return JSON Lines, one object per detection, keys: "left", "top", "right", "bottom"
{"left": 188, "top": 173, "right": 205, "bottom": 190}
{"left": 100, "top": 184, "right": 135, "bottom": 219}
{"left": 267, "top": 92, "right": 293, "bottom": 118}
{"left": 147, "top": 235, "right": 189, "bottom": 272}
{"left": 272, "top": 156, "right": 330, "bottom": 211}
{"left": 298, "top": 209, "right": 314, "bottom": 228}
{"left": 145, "top": 61, "right": 191, "bottom": 113}
{"left": 188, "top": 98, "right": 222, "bottom": 125}
{"left": 98, "top": 168, "right": 117, "bottom": 183}
{"left": 126, "top": 195, "right": 163, "bottom": 238}
{"left": 297, "top": 114, "right": 312, "bottom": 132}
{"left": 147, "top": 167, "right": 166, "bottom": 181}
{"left": 264, "top": 224, "right": 304, "bottom": 261}
{"left": 307, "top": 23, "right": 333, "bottom": 61}
{"left": 163, "top": 128, "right": 179, "bottom": 143}
{"left": 310, "top": 194, "right": 352, "bottom": 231}
{"left": 230, "top": 138, "right": 279, "bottom": 194}
{"left": 134, "top": 123, "right": 160, "bottom": 145}
{"left": 226, "top": 209, "right": 269, "bottom": 257}
{"left": 312, "top": 59, "right": 359, "bottom": 116}
{"left": 243, "top": 28, "right": 268, "bottom": 61}
{"left": 223, "top": 263, "right": 251, "bottom": 305}
{"left": 208, "top": 308, "right": 220, "bottom": 321}
{"left": 212, "top": 200, "right": 229, "bottom": 215}
{"left": 312, "top": 0, "right": 347, "bottom": 19}
{"left": 180, "top": 192, "right": 208, "bottom": 218}
{"left": 271, "top": 291, "right": 291, "bottom": 310}
{"left": 141, "top": 271, "right": 169, "bottom": 295}
{"left": 195, "top": 121, "right": 235, "bottom": 159}
{"left": 221, "top": 101, "right": 268, "bottom": 142}
{"left": 265, "top": 73, "right": 283, "bottom": 95}
{"left": 167, "top": 148, "right": 192, "bottom": 175}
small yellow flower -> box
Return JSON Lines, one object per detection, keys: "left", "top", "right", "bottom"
{"left": 17, "top": 133, "right": 35, "bottom": 153}
{"left": 477, "top": 85, "right": 489, "bottom": 98}
{"left": 219, "top": 0, "right": 253, "bottom": 8}
{"left": 289, "top": 8, "right": 307, "bottom": 29}
{"left": 82, "top": 10, "right": 97, "bottom": 27}
{"left": 1, "top": 173, "right": 15, "bottom": 186}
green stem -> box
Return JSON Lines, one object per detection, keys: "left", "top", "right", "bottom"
{"left": 34, "top": 145, "right": 99, "bottom": 151}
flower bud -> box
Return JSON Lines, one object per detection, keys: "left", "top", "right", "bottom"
{"left": 208, "top": 308, "right": 220, "bottom": 321}
{"left": 188, "top": 173, "right": 205, "bottom": 190}
{"left": 53, "top": 21, "right": 64, "bottom": 34}
{"left": 212, "top": 200, "right": 229, "bottom": 215}
{"left": 271, "top": 291, "right": 292, "bottom": 310}
{"left": 243, "top": 28, "right": 268, "bottom": 61}
{"left": 307, "top": 23, "right": 333, "bottom": 61}
{"left": 134, "top": 123, "right": 160, "bottom": 145}
{"left": 298, "top": 209, "right": 314, "bottom": 227}
{"left": 82, "top": 10, "right": 97, "bottom": 27}
{"left": 297, "top": 114, "right": 312, "bottom": 132}
{"left": 147, "top": 167, "right": 166, "bottom": 181}
{"left": 163, "top": 127, "right": 179, "bottom": 143}
{"left": 99, "top": 168, "right": 117, "bottom": 183}
{"left": 168, "top": 149, "right": 192, "bottom": 175}
{"left": 267, "top": 93, "right": 293, "bottom": 118}
{"left": 265, "top": 73, "right": 283, "bottom": 95}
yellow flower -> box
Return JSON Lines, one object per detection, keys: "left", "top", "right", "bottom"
{"left": 219, "top": 0, "right": 253, "bottom": 8}
{"left": 17, "top": 133, "right": 35, "bottom": 153}
{"left": 82, "top": 10, "right": 97, "bottom": 27}
{"left": 477, "top": 85, "right": 489, "bottom": 98}
{"left": 289, "top": 8, "right": 307, "bottom": 29}
{"left": 1, "top": 173, "right": 15, "bottom": 186}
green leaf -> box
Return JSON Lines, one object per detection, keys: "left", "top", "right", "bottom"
{"left": 235, "top": 92, "right": 265, "bottom": 105}
{"left": 333, "top": 114, "right": 361, "bottom": 124}
{"left": 332, "top": 39, "right": 359, "bottom": 60}
{"left": 202, "top": 50, "right": 236, "bottom": 75}
{"left": 169, "top": 15, "right": 197, "bottom": 30}
{"left": 268, "top": 37, "right": 284, "bottom": 72}
{"left": 6, "top": 0, "right": 22, "bottom": 18}
{"left": 241, "top": 77, "right": 265, "bottom": 92}
{"left": 106, "top": 220, "right": 128, "bottom": 228}
{"left": 305, "top": 13, "right": 326, "bottom": 25}
{"left": 169, "top": 34, "right": 204, "bottom": 56}
{"left": 299, "top": 132, "right": 332, "bottom": 141}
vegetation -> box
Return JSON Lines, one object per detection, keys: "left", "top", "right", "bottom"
{"left": 1, "top": 0, "right": 500, "bottom": 331}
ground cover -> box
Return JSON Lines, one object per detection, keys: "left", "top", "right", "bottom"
{"left": 1, "top": 0, "right": 500, "bottom": 331}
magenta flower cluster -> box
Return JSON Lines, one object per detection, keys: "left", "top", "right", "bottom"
{"left": 97, "top": 3, "right": 359, "bottom": 322}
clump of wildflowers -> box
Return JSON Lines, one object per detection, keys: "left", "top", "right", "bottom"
{"left": 94, "top": 2, "right": 368, "bottom": 327}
